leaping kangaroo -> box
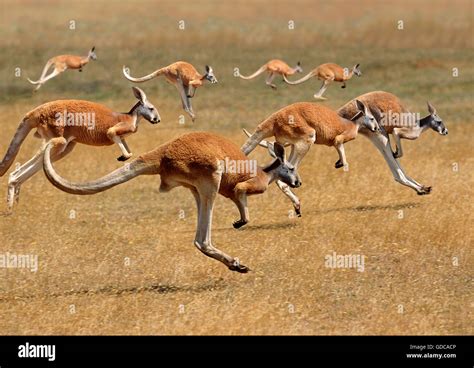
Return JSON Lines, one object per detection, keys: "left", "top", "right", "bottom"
{"left": 337, "top": 91, "right": 447, "bottom": 195}
{"left": 27, "top": 47, "right": 97, "bottom": 91}
{"left": 0, "top": 87, "right": 160, "bottom": 213}
{"left": 241, "top": 100, "right": 379, "bottom": 216}
{"left": 238, "top": 59, "right": 302, "bottom": 89}
{"left": 123, "top": 61, "right": 217, "bottom": 122}
{"left": 283, "top": 62, "right": 361, "bottom": 100}
{"left": 248, "top": 92, "right": 447, "bottom": 215}
{"left": 42, "top": 132, "right": 301, "bottom": 273}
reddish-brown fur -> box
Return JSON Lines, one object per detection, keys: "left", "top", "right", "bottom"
{"left": 314, "top": 63, "right": 352, "bottom": 82}
{"left": 283, "top": 62, "right": 360, "bottom": 99}
{"left": 265, "top": 59, "right": 299, "bottom": 75}
{"left": 123, "top": 61, "right": 216, "bottom": 121}
{"left": 243, "top": 102, "right": 360, "bottom": 151}
{"left": 27, "top": 48, "right": 96, "bottom": 91}
{"left": 140, "top": 132, "right": 271, "bottom": 199}
{"left": 1, "top": 88, "right": 159, "bottom": 213}
{"left": 43, "top": 132, "right": 299, "bottom": 272}
{"left": 337, "top": 91, "right": 409, "bottom": 134}
{"left": 124, "top": 61, "right": 210, "bottom": 88}
{"left": 25, "top": 100, "right": 134, "bottom": 146}
{"left": 48, "top": 55, "right": 90, "bottom": 71}
{"left": 154, "top": 61, "right": 207, "bottom": 87}
{"left": 246, "top": 59, "right": 300, "bottom": 76}
{"left": 239, "top": 59, "right": 302, "bottom": 89}
{"left": 337, "top": 90, "right": 447, "bottom": 165}
{"left": 241, "top": 100, "right": 377, "bottom": 215}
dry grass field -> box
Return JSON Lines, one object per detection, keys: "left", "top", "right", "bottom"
{"left": 0, "top": 0, "right": 472, "bottom": 335}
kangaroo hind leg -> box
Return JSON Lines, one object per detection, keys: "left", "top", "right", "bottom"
{"left": 175, "top": 72, "right": 196, "bottom": 122}
{"left": 6, "top": 137, "right": 75, "bottom": 213}
{"left": 265, "top": 72, "right": 277, "bottom": 89}
{"left": 33, "top": 68, "right": 62, "bottom": 91}
{"left": 193, "top": 175, "right": 249, "bottom": 273}
{"left": 231, "top": 187, "right": 250, "bottom": 229}
{"left": 275, "top": 138, "right": 312, "bottom": 217}
{"left": 314, "top": 80, "right": 330, "bottom": 100}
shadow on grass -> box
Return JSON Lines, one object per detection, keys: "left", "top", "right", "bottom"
{"left": 0, "top": 278, "right": 226, "bottom": 302}
{"left": 181, "top": 221, "right": 298, "bottom": 234}
{"left": 306, "top": 202, "right": 421, "bottom": 215}
{"left": 240, "top": 222, "right": 298, "bottom": 231}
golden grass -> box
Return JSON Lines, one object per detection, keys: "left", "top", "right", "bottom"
{"left": 0, "top": 0, "right": 472, "bottom": 335}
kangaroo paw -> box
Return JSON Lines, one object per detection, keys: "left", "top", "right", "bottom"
{"left": 417, "top": 186, "right": 432, "bottom": 195}
{"left": 294, "top": 203, "right": 301, "bottom": 217}
{"left": 117, "top": 155, "right": 131, "bottom": 162}
{"left": 14, "top": 188, "right": 20, "bottom": 204}
{"left": 228, "top": 260, "right": 250, "bottom": 273}
{"left": 233, "top": 219, "right": 248, "bottom": 229}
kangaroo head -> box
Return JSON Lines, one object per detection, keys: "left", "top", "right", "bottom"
{"left": 426, "top": 101, "right": 447, "bottom": 135}
{"left": 263, "top": 142, "right": 301, "bottom": 188}
{"left": 88, "top": 46, "right": 97, "bottom": 61}
{"left": 352, "top": 99, "right": 380, "bottom": 133}
{"left": 352, "top": 63, "right": 361, "bottom": 77}
{"left": 204, "top": 65, "right": 218, "bottom": 84}
{"left": 295, "top": 61, "right": 303, "bottom": 73}
{"left": 132, "top": 87, "right": 160, "bottom": 124}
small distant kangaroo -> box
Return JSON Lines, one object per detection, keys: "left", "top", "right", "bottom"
{"left": 238, "top": 59, "right": 302, "bottom": 89}
{"left": 283, "top": 62, "right": 361, "bottom": 99}
{"left": 27, "top": 47, "right": 97, "bottom": 91}
{"left": 123, "top": 61, "right": 217, "bottom": 121}
{"left": 0, "top": 87, "right": 160, "bottom": 213}
{"left": 42, "top": 132, "right": 301, "bottom": 273}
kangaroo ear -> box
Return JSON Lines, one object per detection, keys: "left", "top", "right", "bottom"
{"left": 273, "top": 142, "right": 285, "bottom": 162}
{"left": 266, "top": 141, "right": 276, "bottom": 158}
{"left": 350, "top": 111, "right": 363, "bottom": 122}
{"left": 355, "top": 99, "right": 366, "bottom": 114}
{"left": 427, "top": 101, "right": 436, "bottom": 115}
{"left": 132, "top": 87, "right": 147, "bottom": 103}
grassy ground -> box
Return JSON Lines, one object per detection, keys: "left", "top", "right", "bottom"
{"left": 0, "top": 0, "right": 472, "bottom": 335}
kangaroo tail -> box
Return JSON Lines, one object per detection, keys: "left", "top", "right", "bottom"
{"left": 240, "top": 120, "right": 277, "bottom": 156}
{"left": 242, "top": 128, "right": 268, "bottom": 149}
{"left": 0, "top": 118, "right": 34, "bottom": 177}
{"left": 242, "top": 128, "right": 291, "bottom": 151}
{"left": 27, "top": 78, "right": 42, "bottom": 85}
{"left": 27, "top": 59, "right": 54, "bottom": 84}
{"left": 283, "top": 70, "right": 316, "bottom": 85}
{"left": 239, "top": 65, "right": 267, "bottom": 80}
{"left": 43, "top": 138, "right": 156, "bottom": 195}
{"left": 122, "top": 65, "right": 165, "bottom": 83}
